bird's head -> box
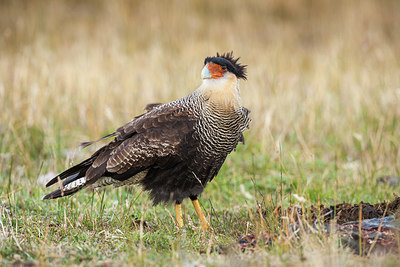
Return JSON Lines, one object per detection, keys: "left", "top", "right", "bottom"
{"left": 201, "top": 52, "right": 247, "bottom": 81}
{"left": 197, "top": 52, "right": 246, "bottom": 108}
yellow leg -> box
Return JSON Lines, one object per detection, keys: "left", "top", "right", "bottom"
{"left": 191, "top": 199, "right": 209, "bottom": 231}
{"left": 174, "top": 202, "right": 183, "bottom": 228}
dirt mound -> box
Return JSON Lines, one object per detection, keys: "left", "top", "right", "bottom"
{"left": 320, "top": 196, "right": 400, "bottom": 224}
{"left": 234, "top": 196, "right": 400, "bottom": 256}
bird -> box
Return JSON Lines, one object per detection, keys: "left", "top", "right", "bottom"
{"left": 43, "top": 52, "right": 250, "bottom": 230}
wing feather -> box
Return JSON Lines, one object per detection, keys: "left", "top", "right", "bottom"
{"left": 84, "top": 105, "right": 196, "bottom": 183}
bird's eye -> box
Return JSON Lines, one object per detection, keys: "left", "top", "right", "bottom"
{"left": 222, "top": 66, "right": 227, "bottom": 70}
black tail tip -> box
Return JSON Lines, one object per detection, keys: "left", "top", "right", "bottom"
{"left": 42, "top": 194, "right": 52, "bottom": 200}
{"left": 42, "top": 189, "right": 62, "bottom": 200}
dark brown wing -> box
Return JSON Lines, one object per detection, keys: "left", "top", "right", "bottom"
{"left": 94, "top": 105, "right": 196, "bottom": 182}
{"left": 45, "top": 104, "right": 196, "bottom": 194}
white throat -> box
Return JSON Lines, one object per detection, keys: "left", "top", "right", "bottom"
{"left": 195, "top": 73, "right": 242, "bottom": 109}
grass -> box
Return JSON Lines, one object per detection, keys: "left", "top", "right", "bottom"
{"left": 1, "top": 0, "right": 400, "bottom": 265}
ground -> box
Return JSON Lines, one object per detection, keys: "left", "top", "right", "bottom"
{"left": 1, "top": 0, "right": 400, "bottom": 266}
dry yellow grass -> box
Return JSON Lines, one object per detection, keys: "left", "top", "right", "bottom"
{"left": 2, "top": 0, "right": 400, "bottom": 158}
{"left": 1, "top": 0, "right": 400, "bottom": 265}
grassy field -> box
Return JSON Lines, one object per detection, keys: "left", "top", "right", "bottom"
{"left": 1, "top": 0, "right": 400, "bottom": 265}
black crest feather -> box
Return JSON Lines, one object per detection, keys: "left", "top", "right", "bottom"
{"left": 204, "top": 51, "right": 247, "bottom": 80}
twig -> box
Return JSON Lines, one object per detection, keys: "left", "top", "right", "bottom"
{"left": 191, "top": 171, "right": 204, "bottom": 188}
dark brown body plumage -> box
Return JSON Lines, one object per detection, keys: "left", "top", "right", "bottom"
{"left": 43, "top": 52, "right": 250, "bottom": 207}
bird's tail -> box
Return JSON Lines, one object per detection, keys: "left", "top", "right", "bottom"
{"left": 42, "top": 176, "right": 88, "bottom": 200}
{"left": 42, "top": 157, "right": 95, "bottom": 200}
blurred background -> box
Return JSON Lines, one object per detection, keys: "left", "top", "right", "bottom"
{"left": 1, "top": 0, "right": 400, "bottom": 196}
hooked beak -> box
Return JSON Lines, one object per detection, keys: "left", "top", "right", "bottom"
{"left": 201, "top": 65, "right": 211, "bottom": 79}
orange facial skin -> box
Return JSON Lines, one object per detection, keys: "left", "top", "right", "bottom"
{"left": 206, "top": 62, "right": 227, "bottom": 79}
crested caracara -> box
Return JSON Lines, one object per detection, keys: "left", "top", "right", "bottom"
{"left": 43, "top": 52, "right": 250, "bottom": 230}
